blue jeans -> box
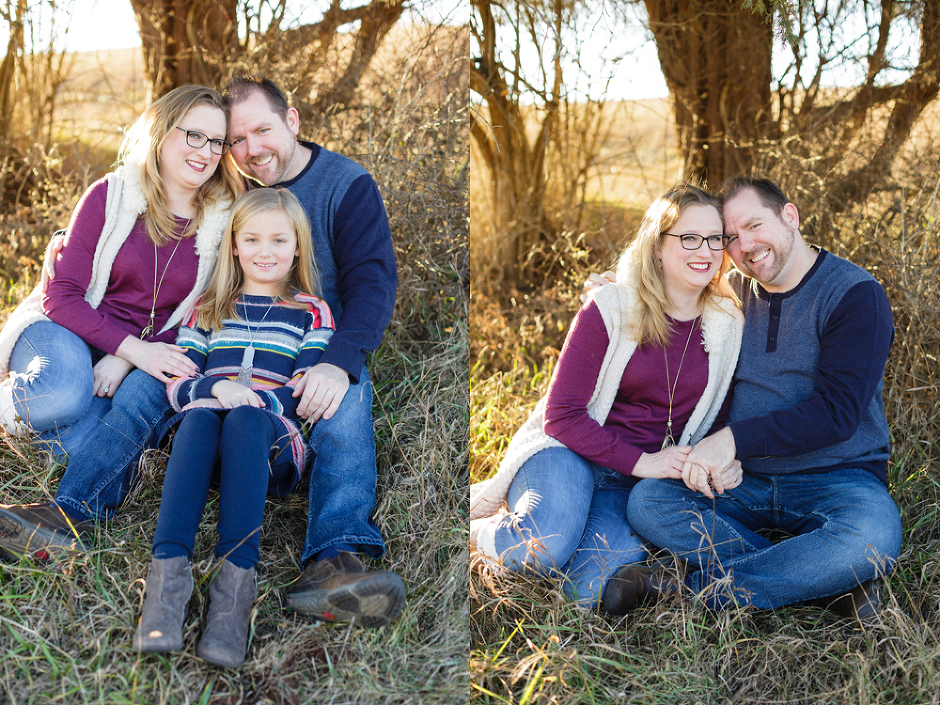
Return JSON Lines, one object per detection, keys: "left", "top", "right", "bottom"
{"left": 301, "top": 366, "right": 384, "bottom": 564}
{"left": 627, "top": 470, "right": 903, "bottom": 609}
{"left": 475, "top": 447, "right": 648, "bottom": 607}
{"left": 8, "top": 320, "right": 105, "bottom": 454}
{"left": 152, "top": 407, "right": 294, "bottom": 569}
{"left": 11, "top": 321, "right": 172, "bottom": 520}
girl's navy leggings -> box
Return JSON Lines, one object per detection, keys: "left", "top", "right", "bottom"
{"left": 152, "top": 406, "right": 294, "bottom": 568}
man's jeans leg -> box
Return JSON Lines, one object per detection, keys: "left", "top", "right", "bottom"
{"left": 627, "top": 470, "right": 902, "bottom": 610}
{"left": 55, "top": 369, "right": 172, "bottom": 521}
{"left": 301, "top": 366, "right": 384, "bottom": 564}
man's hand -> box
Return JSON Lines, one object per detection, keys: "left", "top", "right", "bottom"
{"left": 632, "top": 446, "right": 692, "bottom": 479}
{"left": 681, "top": 427, "right": 739, "bottom": 498}
{"left": 292, "top": 362, "right": 350, "bottom": 422}
{"left": 115, "top": 336, "right": 198, "bottom": 384}
{"left": 211, "top": 380, "right": 264, "bottom": 408}
{"left": 91, "top": 354, "right": 134, "bottom": 398}
{"left": 40, "top": 232, "right": 65, "bottom": 293}
{"left": 581, "top": 270, "right": 616, "bottom": 303}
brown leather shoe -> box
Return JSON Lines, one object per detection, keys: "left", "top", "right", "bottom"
{"left": 815, "top": 579, "right": 880, "bottom": 621}
{"left": 285, "top": 552, "right": 405, "bottom": 628}
{"left": 0, "top": 502, "right": 91, "bottom": 562}
{"left": 602, "top": 565, "right": 680, "bottom": 615}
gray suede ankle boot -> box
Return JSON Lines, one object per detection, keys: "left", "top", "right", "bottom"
{"left": 134, "top": 556, "right": 193, "bottom": 652}
{"left": 196, "top": 560, "right": 257, "bottom": 668}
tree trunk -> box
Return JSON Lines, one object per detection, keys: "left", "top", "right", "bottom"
{"left": 0, "top": 0, "right": 26, "bottom": 145}
{"left": 305, "top": 0, "right": 407, "bottom": 115}
{"left": 127, "top": 0, "right": 406, "bottom": 115}
{"left": 470, "top": 0, "right": 558, "bottom": 287}
{"left": 129, "top": 0, "right": 238, "bottom": 100}
{"left": 644, "top": 0, "right": 776, "bottom": 186}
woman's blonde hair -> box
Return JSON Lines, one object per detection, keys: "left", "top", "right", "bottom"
{"left": 195, "top": 188, "right": 321, "bottom": 330}
{"left": 614, "top": 183, "right": 736, "bottom": 348}
{"left": 119, "top": 84, "right": 244, "bottom": 246}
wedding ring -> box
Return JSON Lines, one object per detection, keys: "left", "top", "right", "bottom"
{"left": 100, "top": 386, "right": 110, "bottom": 394}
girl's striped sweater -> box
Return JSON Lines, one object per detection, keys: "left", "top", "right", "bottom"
{"left": 166, "top": 292, "right": 334, "bottom": 488}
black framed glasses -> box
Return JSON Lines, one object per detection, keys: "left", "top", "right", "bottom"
{"left": 663, "top": 233, "right": 730, "bottom": 251}
{"left": 175, "top": 127, "right": 232, "bottom": 155}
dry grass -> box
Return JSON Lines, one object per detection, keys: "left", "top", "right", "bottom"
{"left": 471, "top": 111, "right": 940, "bottom": 702}
{"left": 0, "top": 23, "right": 469, "bottom": 705}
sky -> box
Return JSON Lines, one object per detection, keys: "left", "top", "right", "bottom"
{"left": 10, "top": 1, "right": 917, "bottom": 104}
{"left": 3, "top": 0, "right": 471, "bottom": 53}
{"left": 503, "top": 2, "right": 919, "bottom": 104}
{"left": 535, "top": 5, "right": 669, "bottom": 101}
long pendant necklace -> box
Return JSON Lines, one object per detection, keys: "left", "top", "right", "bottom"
{"left": 236, "top": 298, "right": 276, "bottom": 386}
{"left": 140, "top": 238, "right": 184, "bottom": 339}
{"left": 661, "top": 317, "right": 699, "bottom": 450}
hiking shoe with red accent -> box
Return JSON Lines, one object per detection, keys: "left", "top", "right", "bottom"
{"left": 0, "top": 502, "right": 91, "bottom": 562}
{"left": 285, "top": 552, "right": 405, "bottom": 628}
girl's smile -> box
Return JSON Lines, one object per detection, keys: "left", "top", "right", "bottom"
{"left": 233, "top": 209, "right": 300, "bottom": 296}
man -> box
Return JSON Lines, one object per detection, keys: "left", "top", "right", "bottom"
{"left": 0, "top": 77, "right": 405, "bottom": 629}
{"left": 218, "top": 77, "right": 403, "bottom": 628}
{"left": 605, "top": 175, "right": 902, "bottom": 620}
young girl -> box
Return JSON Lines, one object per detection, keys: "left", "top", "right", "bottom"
{"left": 133, "top": 188, "right": 334, "bottom": 669}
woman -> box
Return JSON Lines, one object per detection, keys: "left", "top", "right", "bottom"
{"left": 0, "top": 85, "right": 243, "bottom": 559}
{"left": 469, "top": 184, "right": 744, "bottom": 611}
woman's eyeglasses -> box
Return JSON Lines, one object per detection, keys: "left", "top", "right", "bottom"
{"left": 663, "top": 233, "right": 731, "bottom": 251}
{"left": 176, "top": 127, "right": 232, "bottom": 156}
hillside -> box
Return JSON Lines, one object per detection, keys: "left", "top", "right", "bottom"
{"left": 57, "top": 48, "right": 148, "bottom": 150}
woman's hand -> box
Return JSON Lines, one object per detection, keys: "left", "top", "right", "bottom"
{"left": 632, "top": 446, "right": 692, "bottom": 479}
{"left": 115, "top": 336, "right": 198, "bottom": 384}
{"left": 91, "top": 354, "right": 134, "bottom": 397}
{"left": 210, "top": 380, "right": 264, "bottom": 408}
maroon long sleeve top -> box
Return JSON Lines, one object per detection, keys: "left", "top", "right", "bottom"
{"left": 543, "top": 301, "right": 728, "bottom": 476}
{"left": 42, "top": 178, "right": 200, "bottom": 355}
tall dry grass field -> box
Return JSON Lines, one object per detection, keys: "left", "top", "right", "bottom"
{"left": 471, "top": 102, "right": 940, "bottom": 703}
{"left": 471, "top": 98, "right": 680, "bottom": 291}
{"left": 0, "top": 24, "right": 469, "bottom": 705}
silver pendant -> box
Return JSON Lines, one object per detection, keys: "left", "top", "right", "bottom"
{"left": 236, "top": 346, "right": 254, "bottom": 386}
{"left": 661, "top": 419, "right": 676, "bottom": 450}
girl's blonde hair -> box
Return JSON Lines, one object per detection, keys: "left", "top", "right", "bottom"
{"left": 119, "top": 84, "right": 244, "bottom": 246}
{"left": 614, "top": 183, "right": 736, "bottom": 348}
{"left": 196, "top": 188, "right": 321, "bottom": 330}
